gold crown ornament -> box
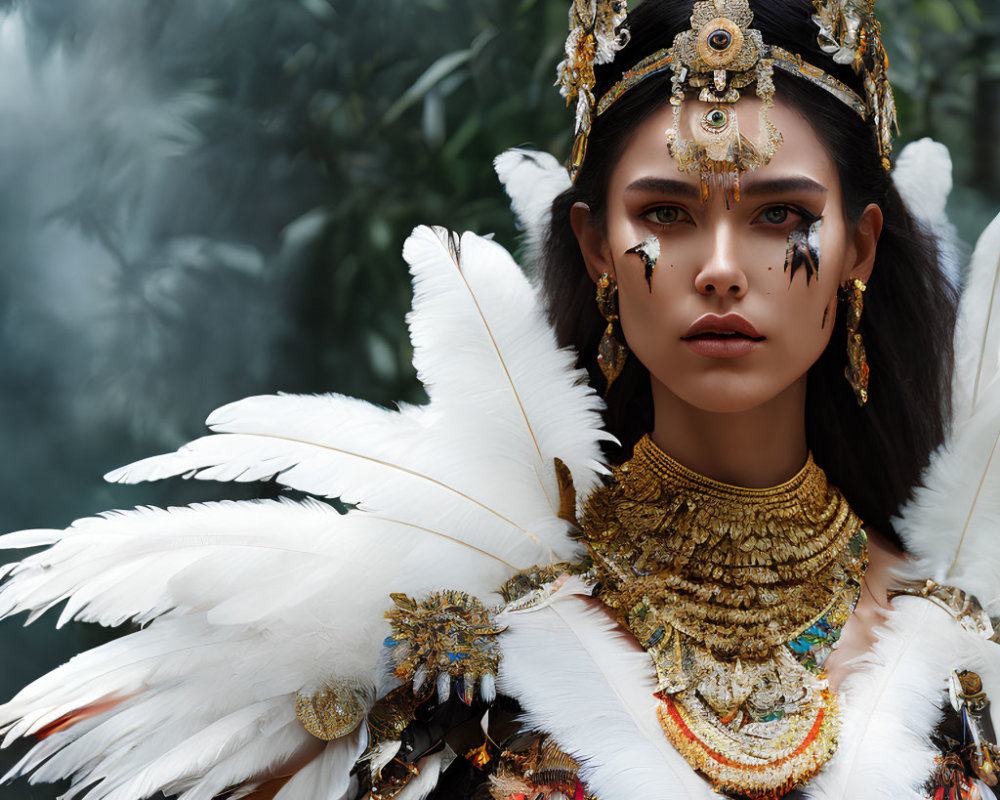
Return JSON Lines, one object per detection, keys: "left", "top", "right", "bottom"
{"left": 812, "top": 0, "right": 897, "bottom": 170}
{"left": 561, "top": 0, "right": 898, "bottom": 196}
{"left": 662, "top": 0, "right": 782, "bottom": 206}
{"left": 557, "top": 0, "right": 631, "bottom": 182}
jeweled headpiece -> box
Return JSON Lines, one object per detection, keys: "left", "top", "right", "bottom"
{"left": 560, "top": 0, "right": 898, "bottom": 198}
{"left": 556, "top": 0, "right": 631, "bottom": 178}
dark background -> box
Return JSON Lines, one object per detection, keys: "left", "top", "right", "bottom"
{"left": 0, "top": 0, "right": 997, "bottom": 796}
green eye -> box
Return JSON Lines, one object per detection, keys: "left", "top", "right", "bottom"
{"left": 762, "top": 207, "right": 790, "bottom": 224}
{"left": 649, "top": 207, "right": 682, "bottom": 224}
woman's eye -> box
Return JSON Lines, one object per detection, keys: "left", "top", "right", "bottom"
{"left": 644, "top": 206, "right": 689, "bottom": 225}
{"left": 761, "top": 206, "right": 791, "bottom": 224}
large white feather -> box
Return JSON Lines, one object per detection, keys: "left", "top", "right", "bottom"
{"left": 106, "top": 227, "right": 610, "bottom": 564}
{"left": 895, "top": 211, "right": 1000, "bottom": 606}
{"left": 0, "top": 225, "right": 612, "bottom": 798}
{"left": 803, "top": 598, "right": 964, "bottom": 799}
{"left": 266, "top": 729, "right": 365, "bottom": 800}
{"left": 953, "top": 211, "right": 1000, "bottom": 422}
{"left": 0, "top": 499, "right": 513, "bottom": 631}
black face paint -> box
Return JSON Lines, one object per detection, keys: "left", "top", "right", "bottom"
{"left": 626, "top": 234, "right": 661, "bottom": 293}
{"left": 822, "top": 305, "right": 830, "bottom": 330}
{"left": 783, "top": 215, "right": 823, "bottom": 286}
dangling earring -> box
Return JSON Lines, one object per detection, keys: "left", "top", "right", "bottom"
{"left": 596, "top": 273, "right": 628, "bottom": 394}
{"left": 841, "top": 278, "right": 869, "bottom": 406}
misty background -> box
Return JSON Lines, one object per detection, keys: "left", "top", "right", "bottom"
{"left": 0, "top": 0, "right": 997, "bottom": 796}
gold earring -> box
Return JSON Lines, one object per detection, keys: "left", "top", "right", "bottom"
{"left": 841, "top": 278, "right": 869, "bottom": 406}
{"left": 596, "top": 273, "right": 628, "bottom": 394}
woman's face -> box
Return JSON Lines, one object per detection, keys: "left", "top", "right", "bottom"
{"left": 573, "top": 96, "right": 881, "bottom": 414}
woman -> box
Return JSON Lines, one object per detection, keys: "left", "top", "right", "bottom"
{"left": 0, "top": 0, "right": 998, "bottom": 799}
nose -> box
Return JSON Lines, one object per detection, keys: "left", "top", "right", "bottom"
{"left": 694, "top": 226, "right": 748, "bottom": 298}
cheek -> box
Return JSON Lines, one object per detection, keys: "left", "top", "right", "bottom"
{"left": 768, "top": 260, "right": 842, "bottom": 369}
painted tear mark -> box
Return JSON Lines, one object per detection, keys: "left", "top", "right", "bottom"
{"left": 626, "top": 234, "right": 661, "bottom": 293}
{"left": 784, "top": 216, "right": 823, "bottom": 286}
{"left": 822, "top": 305, "right": 830, "bottom": 330}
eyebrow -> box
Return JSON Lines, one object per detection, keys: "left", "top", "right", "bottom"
{"left": 624, "top": 177, "right": 701, "bottom": 199}
{"left": 623, "top": 175, "right": 827, "bottom": 199}
{"left": 741, "top": 177, "right": 828, "bottom": 196}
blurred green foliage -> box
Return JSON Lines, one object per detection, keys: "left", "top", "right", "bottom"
{"left": 0, "top": 1, "right": 996, "bottom": 796}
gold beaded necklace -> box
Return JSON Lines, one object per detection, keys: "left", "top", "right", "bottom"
{"left": 581, "top": 435, "right": 868, "bottom": 800}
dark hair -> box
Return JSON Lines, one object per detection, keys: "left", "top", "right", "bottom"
{"left": 539, "top": 0, "right": 958, "bottom": 546}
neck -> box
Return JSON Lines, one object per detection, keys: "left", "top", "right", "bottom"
{"left": 649, "top": 377, "right": 808, "bottom": 488}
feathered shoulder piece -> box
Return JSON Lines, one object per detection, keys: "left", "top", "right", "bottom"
{"left": 0, "top": 225, "right": 612, "bottom": 800}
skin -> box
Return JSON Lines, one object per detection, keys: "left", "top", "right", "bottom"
{"left": 571, "top": 96, "right": 908, "bottom": 692}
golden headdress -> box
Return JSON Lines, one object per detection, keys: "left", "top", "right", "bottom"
{"left": 558, "top": 0, "right": 898, "bottom": 200}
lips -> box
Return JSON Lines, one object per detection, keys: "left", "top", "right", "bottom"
{"left": 682, "top": 314, "right": 763, "bottom": 359}
{"left": 683, "top": 314, "right": 763, "bottom": 340}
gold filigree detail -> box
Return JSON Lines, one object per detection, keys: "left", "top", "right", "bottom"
{"left": 489, "top": 732, "right": 595, "bottom": 800}
{"left": 889, "top": 579, "right": 996, "bottom": 640}
{"left": 365, "top": 684, "right": 423, "bottom": 748}
{"left": 947, "top": 669, "right": 1000, "bottom": 787}
{"left": 812, "top": 0, "right": 897, "bottom": 169}
{"left": 386, "top": 590, "right": 504, "bottom": 704}
{"left": 499, "top": 561, "right": 587, "bottom": 606}
{"left": 577, "top": 0, "right": 897, "bottom": 184}
{"left": 557, "top": 0, "right": 630, "bottom": 180}
{"left": 295, "top": 681, "right": 373, "bottom": 741}
{"left": 664, "top": 0, "right": 781, "bottom": 205}
{"left": 581, "top": 435, "right": 867, "bottom": 798}
{"left": 658, "top": 687, "right": 840, "bottom": 800}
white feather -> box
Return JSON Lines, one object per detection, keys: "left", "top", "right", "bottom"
{"left": 105, "top": 227, "right": 611, "bottom": 565}
{"left": 0, "top": 499, "right": 512, "bottom": 632}
{"left": 893, "top": 139, "right": 960, "bottom": 286}
{"left": 805, "top": 598, "right": 974, "bottom": 799}
{"left": 271, "top": 729, "right": 366, "bottom": 800}
{"left": 493, "top": 149, "right": 571, "bottom": 271}
{"left": 895, "top": 210, "right": 1000, "bottom": 606}
{"left": 496, "top": 589, "right": 716, "bottom": 800}
{"left": 894, "top": 378, "right": 1000, "bottom": 607}
{"left": 953, "top": 211, "right": 1000, "bottom": 421}
{"left": 402, "top": 227, "right": 610, "bottom": 500}
{"left": 0, "top": 225, "right": 612, "bottom": 799}
{"left": 394, "top": 751, "right": 447, "bottom": 800}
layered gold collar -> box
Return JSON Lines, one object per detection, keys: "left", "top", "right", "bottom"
{"left": 581, "top": 435, "right": 867, "bottom": 799}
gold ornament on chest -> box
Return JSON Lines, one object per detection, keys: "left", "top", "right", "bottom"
{"left": 582, "top": 436, "right": 868, "bottom": 799}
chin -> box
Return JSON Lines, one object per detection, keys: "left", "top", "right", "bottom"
{"left": 683, "top": 392, "right": 777, "bottom": 415}
{"left": 666, "top": 375, "right": 799, "bottom": 415}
